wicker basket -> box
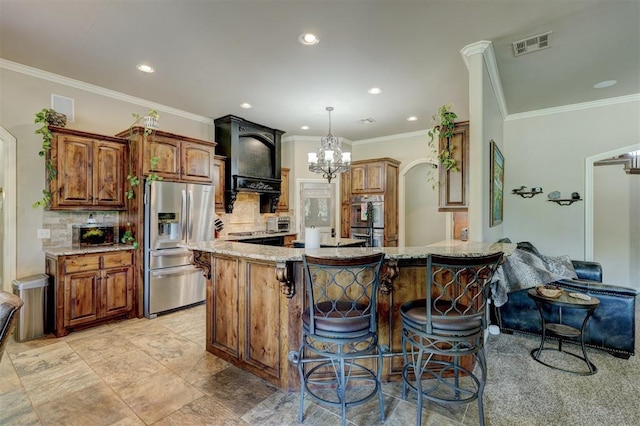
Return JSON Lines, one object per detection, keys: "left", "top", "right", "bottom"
{"left": 536, "top": 285, "right": 562, "bottom": 298}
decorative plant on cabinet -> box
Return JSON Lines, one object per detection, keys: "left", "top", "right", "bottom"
{"left": 32, "top": 108, "right": 66, "bottom": 208}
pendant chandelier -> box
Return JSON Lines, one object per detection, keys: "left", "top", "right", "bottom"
{"left": 307, "top": 107, "right": 351, "bottom": 183}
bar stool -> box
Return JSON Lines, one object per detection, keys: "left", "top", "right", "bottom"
{"left": 401, "top": 252, "right": 503, "bottom": 426}
{"left": 296, "top": 253, "right": 386, "bottom": 426}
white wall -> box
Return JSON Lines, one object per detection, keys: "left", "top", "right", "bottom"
{"left": 503, "top": 100, "right": 640, "bottom": 262}
{"left": 594, "top": 165, "right": 631, "bottom": 285}
{"left": 404, "top": 163, "right": 446, "bottom": 246}
{"left": 0, "top": 67, "right": 212, "bottom": 278}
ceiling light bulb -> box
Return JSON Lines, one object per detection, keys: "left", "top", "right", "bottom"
{"left": 299, "top": 33, "right": 319, "bottom": 45}
{"left": 301, "top": 125, "right": 309, "bottom": 130}
{"left": 407, "top": 116, "right": 418, "bottom": 121}
{"left": 368, "top": 87, "right": 382, "bottom": 95}
{"left": 240, "top": 103, "right": 252, "bottom": 109}
{"left": 136, "top": 64, "right": 154, "bottom": 73}
{"left": 593, "top": 80, "right": 617, "bottom": 89}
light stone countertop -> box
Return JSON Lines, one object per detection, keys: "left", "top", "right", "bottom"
{"left": 291, "top": 237, "right": 366, "bottom": 247}
{"left": 217, "top": 231, "right": 297, "bottom": 241}
{"left": 180, "top": 240, "right": 515, "bottom": 263}
{"left": 44, "top": 244, "right": 136, "bottom": 257}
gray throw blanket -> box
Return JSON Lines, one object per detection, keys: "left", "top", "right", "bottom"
{"left": 490, "top": 248, "right": 578, "bottom": 307}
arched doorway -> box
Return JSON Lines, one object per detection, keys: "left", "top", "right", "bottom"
{"left": 399, "top": 159, "right": 448, "bottom": 247}
{"left": 1, "top": 126, "right": 17, "bottom": 291}
{"left": 585, "top": 143, "right": 640, "bottom": 290}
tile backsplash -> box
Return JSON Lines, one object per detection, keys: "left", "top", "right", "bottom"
{"left": 42, "top": 210, "right": 119, "bottom": 249}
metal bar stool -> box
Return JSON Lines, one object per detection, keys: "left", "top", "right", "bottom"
{"left": 295, "top": 253, "right": 386, "bottom": 426}
{"left": 400, "top": 252, "right": 503, "bottom": 426}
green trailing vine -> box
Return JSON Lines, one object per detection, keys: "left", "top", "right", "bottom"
{"left": 120, "top": 222, "right": 139, "bottom": 249}
{"left": 33, "top": 108, "right": 64, "bottom": 208}
{"left": 427, "top": 104, "right": 458, "bottom": 171}
{"left": 426, "top": 105, "right": 458, "bottom": 188}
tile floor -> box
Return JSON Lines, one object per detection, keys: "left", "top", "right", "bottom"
{"left": 0, "top": 304, "right": 472, "bottom": 425}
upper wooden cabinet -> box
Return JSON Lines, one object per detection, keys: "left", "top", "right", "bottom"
{"left": 438, "top": 121, "right": 469, "bottom": 211}
{"left": 118, "top": 127, "right": 217, "bottom": 184}
{"left": 340, "top": 173, "right": 351, "bottom": 238}
{"left": 214, "top": 155, "right": 226, "bottom": 212}
{"left": 350, "top": 158, "right": 398, "bottom": 194}
{"left": 48, "top": 127, "right": 127, "bottom": 210}
{"left": 276, "top": 167, "right": 290, "bottom": 212}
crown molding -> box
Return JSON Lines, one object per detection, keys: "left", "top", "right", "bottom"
{"left": 460, "top": 41, "right": 508, "bottom": 120}
{"left": 282, "top": 135, "right": 352, "bottom": 145}
{"left": 505, "top": 93, "right": 640, "bottom": 121}
{"left": 352, "top": 129, "right": 427, "bottom": 145}
{"left": 0, "top": 58, "right": 212, "bottom": 124}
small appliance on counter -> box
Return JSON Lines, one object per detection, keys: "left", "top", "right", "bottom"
{"left": 267, "top": 216, "right": 291, "bottom": 233}
{"left": 72, "top": 223, "right": 118, "bottom": 247}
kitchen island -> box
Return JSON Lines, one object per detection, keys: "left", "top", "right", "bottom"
{"left": 182, "top": 240, "right": 514, "bottom": 390}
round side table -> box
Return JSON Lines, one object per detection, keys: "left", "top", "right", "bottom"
{"left": 527, "top": 288, "right": 600, "bottom": 375}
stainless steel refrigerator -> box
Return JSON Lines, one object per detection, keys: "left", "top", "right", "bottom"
{"left": 144, "top": 181, "right": 214, "bottom": 318}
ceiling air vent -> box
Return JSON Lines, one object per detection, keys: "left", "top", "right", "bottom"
{"left": 512, "top": 31, "right": 552, "bottom": 57}
{"left": 358, "top": 118, "right": 376, "bottom": 124}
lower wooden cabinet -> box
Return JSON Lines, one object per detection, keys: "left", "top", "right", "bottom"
{"left": 47, "top": 249, "right": 134, "bottom": 337}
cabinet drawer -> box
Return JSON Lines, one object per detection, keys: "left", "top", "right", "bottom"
{"left": 102, "top": 251, "right": 133, "bottom": 268}
{"left": 65, "top": 255, "right": 100, "bottom": 273}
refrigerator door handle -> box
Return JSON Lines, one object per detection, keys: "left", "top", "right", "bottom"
{"left": 150, "top": 248, "right": 191, "bottom": 257}
{"left": 181, "top": 189, "right": 187, "bottom": 240}
{"left": 188, "top": 190, "right": 194, "bottom": 239}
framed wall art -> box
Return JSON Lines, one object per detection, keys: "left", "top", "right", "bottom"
{"left": 490, "top": 140, "right": 504, "bottom": 227}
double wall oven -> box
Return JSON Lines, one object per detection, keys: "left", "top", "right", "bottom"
{"left": 350, "top": 194, "right": 384, "bottom": 247}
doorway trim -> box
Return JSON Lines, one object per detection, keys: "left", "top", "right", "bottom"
{"left": 584, "top": 143, "right": 640, "bottom": 260}
{"left": 399, "top": 158, "right": 451, "bottom": 247}
{"left": 1, "top": 126, "right": 17, "bottom": 291}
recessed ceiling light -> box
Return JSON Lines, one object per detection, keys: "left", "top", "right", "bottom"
{"left": 299, "top": 33, "right": 319, "bottom": 45}
{"left": 240, "top": 103, "right": 252, "bottom": 109}
{"left": 136, "top": 64, "right": 154, "bottom": 73}
{"left": 301, "top": 125, "right": 310, "bottom": 130}
{"left": 593, "top": 80, "right": 617, "bottom": 89}
{"left": 368, "top": 87, "right": 382, "bottom": 95}
{"left": 406, "top": 116, "right": 418, "bottom": 121}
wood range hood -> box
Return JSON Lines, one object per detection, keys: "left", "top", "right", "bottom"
{"left": 214, "top": 115, "right": 285, "bottom": 213}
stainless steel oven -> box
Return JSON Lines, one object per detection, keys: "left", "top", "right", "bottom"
{"left": 350, "top": 195, "right": 384, "bottom": 228}
{"left": 350, "top": 227, "right": 384, "bottom": 247}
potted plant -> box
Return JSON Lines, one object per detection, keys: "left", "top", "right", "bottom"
{"left": 125, "top": 109, "right": 163, "bottom": 200}
{"left": 32, "top": 108, "right": 66, "bottom": 208}
{"left": 427, "top": 104, "right": 458, "bottom": 172}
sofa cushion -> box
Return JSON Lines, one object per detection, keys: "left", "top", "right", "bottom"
{"left": 540, "top": 254, "right": 578, "bottom": 279}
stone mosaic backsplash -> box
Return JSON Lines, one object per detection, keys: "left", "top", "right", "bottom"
{"left": 41, "top": 210, "right": 119, "bottom": 249}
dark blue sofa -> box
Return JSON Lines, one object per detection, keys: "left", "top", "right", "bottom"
{"left": 495, "top": 242, "right": 638, "bottom": 359}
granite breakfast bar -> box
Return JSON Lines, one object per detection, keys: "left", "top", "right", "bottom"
{"left": 183, "top": 240, "right": 514, "bottom": 390}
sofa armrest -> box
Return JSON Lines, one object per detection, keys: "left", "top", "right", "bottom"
{"left": 572, "top": 260, "right": 602, "bottom": 282}
{"left": 556, "top": 278, "right": 639, "bottom": 297}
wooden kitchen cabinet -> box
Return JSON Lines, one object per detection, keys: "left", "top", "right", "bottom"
{"left": 276, "top": 167, "right": 290, "bottom": 212}
{"left": 351, "top": 159, "right": 391, "bottom": 194}
{"left": 439, "top": 121, "right": 469, "bottom": 211}
{"left": 348, "top": 158, "right": 400, "bottom": 246}
{"left": 119, "top": 127, "right": 217, "bottom": 184}
{"left": 214, "top": 155, "right": 226, "bottom": 212}
{"left": 47, "top": 249, "right": 134, "bottom": 337}
{"left": 48, "top": 127, "right": 127, "bottom": 210}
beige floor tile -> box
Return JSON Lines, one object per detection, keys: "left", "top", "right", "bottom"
{"left": 112, "top": 368, "right": 204, "bottom": 424}
{"left": 161, "top": 345, "right": 230, "bottom": 384}
{"left": 10, "top": 341, "right": 79, "bottom": 378}
{"left": 193, "top": 366, "right": 279, "bottom": 416}
{"left": 60, "top": 321, "right": 114, "bottom": 343}
{"left": 152, "top": 395, "right": 246, "bottom": 426}
{"left": 131, "top": 330, "right": 202, "bottom": 365}
{"left": 243, "top": 390, "right": 343, "bottom": 426}
{"left": 65, "top": 328, "right": 135, "bottom": 364}
{"left": 4, "top": 334, "right": 59, "bottom": 358}
{"left": 34, "top": 383, "right": 135, "bottom": 426}
{"left": 20, "top": 359, "right": 102, "bottom": 406}
{"left": 0, "top": 387, "right": 41, "bottom": 425}
{"left": 89, "top": 347, "right": 168, "bottom": 387}
{"left": 0, "top": 355, "right": 23, "bottom": 396}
